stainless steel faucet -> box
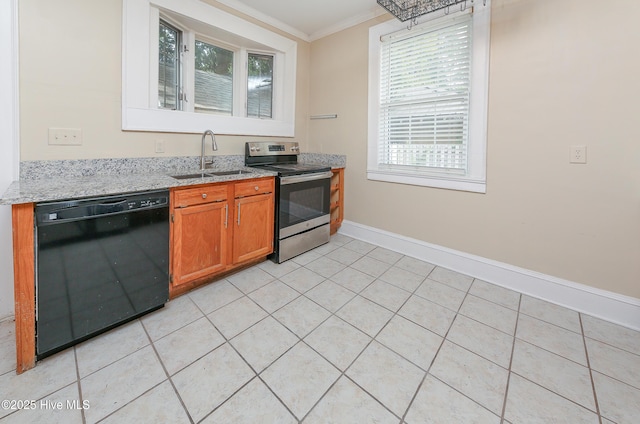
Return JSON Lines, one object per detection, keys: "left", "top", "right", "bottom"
{"left": 200, "top": 130, "right": 218, "bottom": 171}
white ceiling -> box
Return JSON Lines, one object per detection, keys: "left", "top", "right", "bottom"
{"left": 216, "top": 0, "right": 389, "bottom": 41}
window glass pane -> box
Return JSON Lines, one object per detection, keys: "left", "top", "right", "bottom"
{"left": 158, "top": 20, "right": 180, "bottom": 110}
{"left": 379, "top": 17, "right": 471, "bottom": 171}
{"left": 247, "top": 53, "right": 273, "bottom": 119}
{"left": 194, "top": 40, "right": 233, "bottom": 115}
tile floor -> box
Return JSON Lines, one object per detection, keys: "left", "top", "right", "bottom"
{"left": 1, "top": 234, "right": 639, "bottom": 423}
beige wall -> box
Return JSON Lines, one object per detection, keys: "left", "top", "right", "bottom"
{"left": 18, "top": 0, "right": 311, "bottom": 160}
{"left": 309, "top": 0, "right": 640, "bottom": 299}
{"left": 18, "top": 0, "right": 640, "bottom": 299}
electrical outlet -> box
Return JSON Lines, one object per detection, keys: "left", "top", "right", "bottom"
{"left": 570, "top": 145, "right": 587, "bottom": 164}
{"left": 48, "top": 128, "right": 82, "bottom": 146}
{"left": 155, "top": 140, "right": 165, "bottom": 153}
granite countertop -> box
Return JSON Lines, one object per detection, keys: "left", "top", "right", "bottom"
{"left": 0, "top": 153, "right": 346, "bottom": 205}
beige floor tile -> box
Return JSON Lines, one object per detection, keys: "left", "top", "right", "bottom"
{"left": 511, "top": 340, "right": 596, "bottom": 411}
{"left": 257, "top": 258, "right": 301, "bottom": 279}
{"left": 100, "top": 380, "right": 189, "bottom": 424}
{"left": 582, "top": 314, "right": 640, "bottom": 354}
{"left": 586, "top": 338, "right": 640, "bottom": 389}
{"left": 593, "top": 371, "right": 640, "bottom": 424}
{"left": 347, "top": 341, "right": 425, "bottom": 417}
{"left": 304, "top": 316, "right": 371, "bottom": 371}
{"left": 75, "top": 319, "right": 149, "bottom": 378}
{"left": 405, "top": 375, "right": 500, "bottom": 424}
{"left": 0, "top": 349, "right": 77, "bottom": 419}
{"left": 360, "top": 279, "right": 411, "bottom": 312}
{"left": 336, "top": 296, "right": 393, "bottom": 337}
{"left": 415, "top": 279, "right": 467, "bottom": 311}
{"left": 207, "top": 296, "right": 268, "bottom": 339}
{"left": 326, "top": 246, "right": 364, "bottom": 265}
{"left": 468, "top": 279, "right": 520, "bottom": 310}
{"left": 273, "top": 296, "right": 331, "bottom": 338}
{"left": 305, "top": 256, "right": 347, "bottom": 278}
{"left": 280, "top": 266, "right": 325, "bottom": 293}
{"left": 305, "top": 376, "right": 398, "bottom": 423}
{"left": 305, "top": 280, "right": 356, "bottom": 313}
{"left": 230, "top": 316, "right": 298, "bottom": 373}
{"left": 226, "top": 266, "right": 275, "bottom": 294}
{"left": 154, "top": 317, "right": 225, "bottom": 375}
{"left": 172, "top": 343, "right": 254, "bottom": 422}
{"left": 395, "top": 256, "right": 436, "bottom": 277}
{"left": 447, "top": 315, "right": 514, "bottom": 368}
{"left": 376, "top": 315, "right": 443, "bottom": 371}
{"left": 141, "top": 295, "right": 203, "bottom": 341}
{"left": 330, "top": 266, "right": 375, "bottom": 293}
{"left": 343, "top": 239, "right": 377, "bottom": 255}
{"left": 520, "top": 296, "right": 581, "bottom": 333}
{"left": 1, "top": 383, "right": 83, "bottom": 424}
{"left": 428, "top": 267, "right": 473, "bottom": 292}
{"left": 430, "top": 341, "right": 508, "bottom": 415}
{"left": 516, "top": 314, "right": 587, "bottom": 365}
{"left": 398, "top": 295, "right": 456, "bottom": 336}
{"left": 504, "top": 374, "right": 599, "bottom": 424}
{"left": 366, "top": 246, "right": 404, "bottom": 265}
{"left": 459, "top": 294, "right": 518, "bottom": 335}
{"left": 81, "top": 346, "right": 166, "bottom": 424}
{"left": 248, "top": 280, "right": 299, "bottom": 313}
{"left": 201, "top": 378, "right": 296, "bottom": 424}
{"left": 379, "top": 266, "right": 425, "bottom": 292}
{"left": 0, "top": 319, "right": 16, "bottom": 375}
{"left": 350, "top": 255, "right": 393, "bottom": 278}
{"left": 261, "top": 342, "right": 340, "bottom": 420}
{"left": 188, "top": 279, "right": 243, "bottom": 314}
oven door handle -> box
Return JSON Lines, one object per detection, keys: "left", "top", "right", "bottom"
{"left": 279, "top": 171, "right": 333, "bottom": 185}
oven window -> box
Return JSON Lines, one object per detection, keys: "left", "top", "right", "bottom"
{"left": 279, "top": 178, "right": 330, "bottom": 228}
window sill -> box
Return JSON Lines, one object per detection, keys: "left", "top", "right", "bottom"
{"left": 122, "top": 107, "right": 294, "bottom": 136}
{"left": 367, "top": 170, "right": 486, "bottom": 193}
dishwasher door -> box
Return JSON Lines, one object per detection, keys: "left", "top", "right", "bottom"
{"left": 35, "top": 190, "right": 169, "bottom": 359}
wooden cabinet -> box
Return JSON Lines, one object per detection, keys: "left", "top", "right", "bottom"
{"left": 170, "top": 177, "right": 274, "bottom": 296}
{"left": 232, "top": 179, "right": 274, "bottom": 264}
{"left": 330, "top": 168, "right": 344, "bottom": 234}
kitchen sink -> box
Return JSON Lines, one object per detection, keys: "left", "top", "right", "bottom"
{"left": 171, "top": 172, "right": 214, "bottom": 180}
{"left": 209, "top": 170, "right": 253, "bottom": 176}
{"left": 171, "top": 169, "right": 253, "bottom": 179}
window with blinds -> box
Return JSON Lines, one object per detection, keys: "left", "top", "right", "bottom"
{"left": 379, "top": 14, "right": 472, "bottom": 173}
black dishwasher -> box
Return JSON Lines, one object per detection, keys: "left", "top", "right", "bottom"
{"left": 35, "top": 190, "right": 170, "bottom": 359}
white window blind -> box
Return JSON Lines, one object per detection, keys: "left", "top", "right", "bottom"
{"left": 379, "top": 14, "right": 472, "bottom": 173}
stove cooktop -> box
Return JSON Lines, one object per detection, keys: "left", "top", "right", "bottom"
{"left": 252, "top": 162, "right": 331, "bottom": 177}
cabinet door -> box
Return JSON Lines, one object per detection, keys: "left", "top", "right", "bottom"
{"left": 172, "top": 201, "right": 228, "bottom": 287}
{"left": 232, "top": 193, "right": 274, "bottom": 264}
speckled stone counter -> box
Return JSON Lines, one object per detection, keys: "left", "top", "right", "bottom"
{"left": 0, "top": 154, "right": 346, "bottom": 205}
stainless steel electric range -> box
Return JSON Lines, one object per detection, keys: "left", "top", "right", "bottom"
{"left": 245, "top": 141, "right": 332, "bottom": 263}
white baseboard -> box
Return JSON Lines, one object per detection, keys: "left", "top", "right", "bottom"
{"left": 339, "top": 220, "right": 640, "bottom": 332}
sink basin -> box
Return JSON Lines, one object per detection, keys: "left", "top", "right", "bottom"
{"left": 209, "top": 170, "right": 253, "bottom": 176}
{"left": 171, "top": 169, "right": 253, "bottom": 179}
{"left": 171, "top": 172, "right": 214, "bottom": 180}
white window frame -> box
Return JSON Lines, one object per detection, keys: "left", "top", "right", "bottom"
{"left": 122, "top": 0, "right": 297, "bottom": 136}
{"left": 368, "top": 2, "right": 491, "bottom": 193}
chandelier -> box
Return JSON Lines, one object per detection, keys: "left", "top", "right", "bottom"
{"left": 377, "top": 0, "right": 484, "bottom": 24}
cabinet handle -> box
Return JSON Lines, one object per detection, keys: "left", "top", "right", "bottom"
{"left": 237, "top": 203, "right": 241, "bottom": 226}
{"left": 202, "top": 193, "right": 207, "bottom": 199}
{"left": 254, "top": 186, "right": 259, "bottom": 191}
{"left": 224, "top": 204, "right": 228, "bottom": 228}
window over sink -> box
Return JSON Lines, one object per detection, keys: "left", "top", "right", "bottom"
{"left": 122, "top": 0, "right": 297, "bottom": 136}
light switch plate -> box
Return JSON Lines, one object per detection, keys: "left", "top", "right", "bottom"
{"left": 49, "top": 128, "right": 82, "bottom": 146}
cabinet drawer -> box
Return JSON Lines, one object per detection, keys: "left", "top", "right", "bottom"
{"left": 174, "top": 185, "right": 227, "bottom": 208}
{"left": 235, "top": 178, "right": 274, "bottom": 198}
